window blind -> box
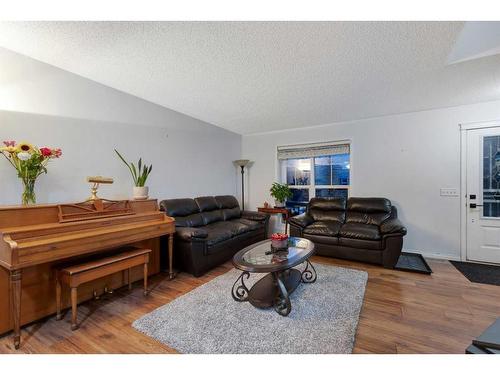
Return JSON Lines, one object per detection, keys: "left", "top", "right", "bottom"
{"left": 277, "top": 141, "right": 350, "bottom": 160}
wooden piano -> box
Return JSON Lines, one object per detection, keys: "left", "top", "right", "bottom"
{"left": 0, "top": 198, "right": 175, "bottom": 349}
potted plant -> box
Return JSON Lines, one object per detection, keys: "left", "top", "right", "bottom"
{"left": 269, "top": 182, "right": 292, "bottom": 208}
{"left": 0, "top": 140, "right": 62, "bottom": 205}
{"left": 115, "top": 149, "right": 152, "bottom": 200}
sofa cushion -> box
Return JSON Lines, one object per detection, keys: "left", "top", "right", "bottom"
{"left": 160, "top": 198, "right": 199, "bottom": 216}
{"left": 339, "top": 237, "right": 382, "bottom": 250}
{"left": 289, "top": 213, "right": 314, "bottom": 228}
{"left": 195, "top": 196, "right": 223, "bottom": 225}
{"left": 215, "top": 195, "right": 240, "bottom": 208}
{"left": 232, "top": 218, "right": 261, "bottom": 230}
{"left": 195, "top": 196, "right": 220, "bottom": 212}
{"left": 242, "top": 211, "right": 268, "bottom": 222}
{"left": 346, "top": 197, "right": 392, "bottom": 225}
{"left": 308, "top": 197, "right": 346, "bottom": 222}
{"left": 303, "top": 221, "right": 342, "bottom": 237}
{"left": 215, "top": 195, "right": 242, "bottom": 221}
{"left": 220, "top": 207, "right": 240, "bottom": 221}
{"left": 303, "top": 233, "right": 339, "bottom": 246}
{"left": 340, "top": 223, "right": 381, "bottom": 240}
{"left": 174, "top": 214, "right": 204, "bottom": 227}
{"left": 200, "top": 210, "right": 223, "bottom": 225}
{"left": 347, "top": 197, "right": 391, "bottom": 213}
{"left": 175, "top": 227, "right": 208, "bottom": 242}
{"left": 226, "top": 221, "right": 254, "bottom": 236}
{"left": 160, "top": 198, "right": 204, "bottom": 227}
{"left": 207, "top": 221, "right": 252, "bottom": 236}
{"left": 380, "top": 218, "right": 407, "bottom": 235}
{"left": 203, "top": 225, "right": 234, "bottom": 246}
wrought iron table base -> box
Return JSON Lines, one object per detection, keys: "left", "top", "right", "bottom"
{"left": 231, "top": 260, "right": 317, "bottom": 316}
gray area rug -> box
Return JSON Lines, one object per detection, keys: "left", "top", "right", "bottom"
{"left": 133, "top": 263, "right": 368, "bottom": 353}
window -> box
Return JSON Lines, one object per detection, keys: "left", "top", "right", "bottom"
{"left": 278, "top": 142, "right": 350, "bottom": 215}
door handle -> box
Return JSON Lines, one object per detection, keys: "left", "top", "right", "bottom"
{"left": 469, "top": 203, "right": 484, "bottom": 208}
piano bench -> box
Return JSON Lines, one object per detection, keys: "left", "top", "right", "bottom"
{"left": 55, "top": 247, "right": 152, "bottom": 331}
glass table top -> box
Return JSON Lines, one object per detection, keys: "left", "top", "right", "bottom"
{"left": 233, "top": 237, "right": 314, "bottom": 272}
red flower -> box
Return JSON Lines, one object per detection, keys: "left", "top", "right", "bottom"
{"left": 52, "top": 148, "right": 62, "bottom": 158}
{"left": 40, "top": 147, "right": 52, "bottom": 157}
{"left": 271, "top": 233, "right": 288, "bottom": 241}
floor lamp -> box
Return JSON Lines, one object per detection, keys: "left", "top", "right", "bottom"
{"left": 233, "top": 159, "right": 250, "bottom": 210}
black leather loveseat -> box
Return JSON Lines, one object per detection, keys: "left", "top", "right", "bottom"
{"left": 289, "top": 197, "right": 406, "bottom": 268}
{"left": 160, "top": 195, "right": 269, "bottom": 276}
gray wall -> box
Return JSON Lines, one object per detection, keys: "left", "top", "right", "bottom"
{"left": 0, "top": 47, "right": 242, "bottom": 205}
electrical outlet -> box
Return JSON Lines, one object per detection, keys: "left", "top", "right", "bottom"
{"left": 440, "top": 188, "right": 459, "bottom": 197}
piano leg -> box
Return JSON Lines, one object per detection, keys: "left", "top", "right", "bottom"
{"left": 55, "top": 272, "right": 62, "bottom": 321}
{"left": 71, "top": 287, "right": 79, "bottom": 331}
{"left": 127, "top": 268, "right": 132, "bottom": 291}
{"left": 168, "top": 233, "right": 175, "bottom": 280}
{"left": 143, "top": 262, "right": 149, "bottom": 296}
{"left": 10, "top": 269, "right": 22, "bottom": 350}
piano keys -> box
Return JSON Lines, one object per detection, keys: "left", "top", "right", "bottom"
{"left": 0, "top": 199, "right": 175, "bottom": 349}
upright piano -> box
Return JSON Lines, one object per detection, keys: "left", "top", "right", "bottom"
{"left": 0, "top": 198, "right": 175, "bottom": 349}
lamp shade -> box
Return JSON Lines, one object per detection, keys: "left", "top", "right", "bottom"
{"left": 233, "top": 159, "right": 250, "bottom": 167}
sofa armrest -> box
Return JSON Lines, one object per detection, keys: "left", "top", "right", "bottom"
{"left": 242, "top": 210, "right": 268, "bottom": 222}
{"left": 176, "top": 227, "right": 208, "bottom": 241}
{"left": 380, "top": 218, "right": 407, "bottom": 236}
{"left": 289, "top": 213, "right": 314, "bottom": 228}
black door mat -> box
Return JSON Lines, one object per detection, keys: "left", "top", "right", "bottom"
{"left": 466, "top": 344, "right": 489, "bottom": 354}
{"left": 450, "top": 261, "right": 500, "bottom": 286}
{"left": 394, "top": 252, "right": 432, "bottom": 274}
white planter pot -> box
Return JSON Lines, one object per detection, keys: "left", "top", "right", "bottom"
{"left": 133, "top": 186, "right": 149, "bottom": 200}
{"left": 274, "top": 199, "right": 285, "bottom": 208}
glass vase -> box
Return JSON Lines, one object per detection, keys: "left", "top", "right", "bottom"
{"left": 21, "top": 178, "right": 36, "bottom": 205}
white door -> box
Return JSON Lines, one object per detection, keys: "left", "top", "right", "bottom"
{"left": 466, "top": 127, "right": 500, "bottom": 264}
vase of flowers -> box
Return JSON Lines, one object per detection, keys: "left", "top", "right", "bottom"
{"left": 114, "top": 149, "right": 152, "bottom": 200}
{"left": 0, "top": 140, "right": 62, "bottom": 205}
{"left": 271, "top": 233, "right": 289, "bottom": 250}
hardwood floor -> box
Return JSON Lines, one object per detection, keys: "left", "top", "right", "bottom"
{"left": 0, "top": 256, "right": 499, "bottom": 354}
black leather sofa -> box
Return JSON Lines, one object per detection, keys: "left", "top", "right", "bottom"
{"left": 160, "top": 195, "right": 269, "bottom": 277}
{"left": 289, "top": 197, "right": 406, "bottom": 268}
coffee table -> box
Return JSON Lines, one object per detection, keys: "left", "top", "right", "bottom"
{"left": 231, "top": 237, "right": 316, "bottom": 316}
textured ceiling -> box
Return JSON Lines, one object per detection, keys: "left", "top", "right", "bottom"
{"left": 1, "top": 21, "right": 500, "bottom": 134}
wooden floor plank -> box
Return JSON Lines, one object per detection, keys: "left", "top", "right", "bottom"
{"left": 0, "top": 256, "right": 499, "bottom": 354}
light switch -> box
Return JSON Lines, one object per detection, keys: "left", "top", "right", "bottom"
{"left": 440, "top": 188, "right": 459, "bottom": 197}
